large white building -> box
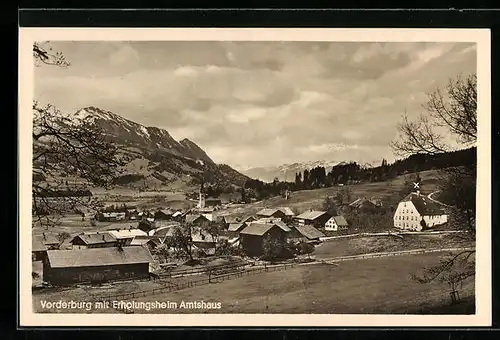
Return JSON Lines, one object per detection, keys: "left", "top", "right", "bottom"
{"left": 393, "top": 192, "right": 448, "bottom": 231}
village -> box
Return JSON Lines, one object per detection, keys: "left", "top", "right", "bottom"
{"left": 31, "top": 169, "right": 472, "bottom": 315}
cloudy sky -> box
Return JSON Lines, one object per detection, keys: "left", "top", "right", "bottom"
{"left": 34, "top": 41, "right": 476, "bottom": 170}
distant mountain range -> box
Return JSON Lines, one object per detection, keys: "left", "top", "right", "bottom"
{"left": 70, "top": 107, "right": 250, "bottom": 190}
{"left": 240, "top": 160, "right": 374, "bottom": 183}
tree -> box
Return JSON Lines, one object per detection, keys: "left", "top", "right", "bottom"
{"left": 32, "top": 43, "right": 125, "bottom": 228}
{"left": 322, "top": 196, "right": 338, "bottom": 216}
{"left": 391, "top": 73, "right": 477, "bottom": 301}
{"left": 262, "top": 234, "right": 284, "bottom": 263}
{"left": 164, "top": 224, "right": 194, "bottom": 261}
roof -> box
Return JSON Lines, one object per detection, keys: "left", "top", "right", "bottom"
{"left": 330, "top": 215, "right": 349, "bottom": 226}
{"left": 295, "top": 210, "right": 328, "bottom": 221}
{"left": 156, "top": 209, "right": 173, "bottom": 216}
{"left": 46, "top": 246, "right": 154, "bottom": 269}
{"left": 185, "top": 214, "right": 208, "bottom": 224}
{"left": 402, "top": 193, "right": 445, "bottom": 216}
{"left": 295, "top": 225, "right": 325, "bottom": 240}
{"left": 192, "top": 231, "right": 215, "bottom": 243}
{"left": 71, "top": 232, "right": 116, "bottom": 245}
{"left": 223, "top": 215, "right": 241, "bottom": 224}
{"left": 129, "top": 238, "right": 150, "bottom": 246}
{"left": 38, "top": 233, "right": 59, "bottom": 245}
{"left": 256, "top": 208, "right": 283, "bottom": 217}
{"left": 172, "top": 211, "right": 183, "bottom": 218}
{"left": 279, "top": 207, "right": 295, "bottom": 216}
{"left": 32, "top": 236, "right": 48, "bottom": 252}
{"left": 240, "top": 223, "right": 276, "bottom": 236}
{"left": 241, "top": 216, "right": 256, "bottom": 223}
{"left": 228, "top": 223, "right": 245, "bottom": 232}
{"left": 349, "top": 198, "right": 377, "bottom": 209}
{"left": 108, "top": 229, "right": 148, "bottom": 239}
{"left": 253, "top": 218, "right": 291, "bottom": 232}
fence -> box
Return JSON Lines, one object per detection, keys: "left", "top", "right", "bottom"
{"left": 91, "top": 261, "right": 299, "bottom": 313}
{"left": 158, "top": 261, "right": 250, "bottom": 278}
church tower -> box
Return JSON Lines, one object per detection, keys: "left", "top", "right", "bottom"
{"left": 198, "top": 177, "right": 206, "bottom": 209}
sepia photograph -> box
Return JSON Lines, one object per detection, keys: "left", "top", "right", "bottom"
{"left": 19, "top": 28, "right": 491, "bottom": 327}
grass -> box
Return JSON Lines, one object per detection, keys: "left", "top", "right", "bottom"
{"left": 313, "top": 234, "right": 474, "bottom": 259}
{"left": 33, "top": 252, "right": 475, "bottom": 314}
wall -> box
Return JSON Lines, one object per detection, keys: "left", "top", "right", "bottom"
{"left": 393, "top": 201, "right": 422, "bottom": 231}
{"left": 43, "top": 262, "right": 150, "bottom": 286}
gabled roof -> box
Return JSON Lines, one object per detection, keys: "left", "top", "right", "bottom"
{"left": 32, "top": 235, "right": 48, "bottom": 252}
{"left": 401, "top": 193, "right": 445, "bottom": 216}
{"left": 349, "top": 198, "right": 376, "bottom": 209}
{"left": 38, "top": 233, "right": 59, "bottom": 245}
{"left": 253, "top": 218, "right": 291, "bottom": 232}
{"left": 108, "top": 228, "right": 148, "bottom": 239}
{"left": 295, "top": 210, "right": 328, "bottom": 221}
{"left": 172, "top": 211, "right": 184, "bottom": 218}
{"left": 256, "top": 208, "right": 284, "bottom": 217}
{"left": 295, "top": 225, "right": 325, "bottom": 240}
{"left": 228, "top": 223, "right": 246, "bottom": 232}
{"left": 185, "top": 214, "right": 209, "bottom": 224}
{"left": 279, "top": 207, "right": 295, "bottom": 216}
{"left": 240, "top": 215, "right": 256, "bottom": 223}
{"left": 223, "top": 215, "right": 241, "bottom": 224}
{"left": 46, "top": 247, "right": 153, "bottom": 269}
{"left": 156, "top": 209, "right": 173, "bottom": 216}
{"left": 329, "top": 215, "right": 349, "bottom": 226}
{"left": 240, "top": 223, "right": 278, "bottom": 236}
{"left": 71, "top": 232, "right": 116, "bottom": 245}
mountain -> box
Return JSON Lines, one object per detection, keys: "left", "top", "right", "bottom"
{"left": 240, "top": 160, "right": 341, "bottom": 183}
{"left": 71, "top": 107, "right": 249, "bottom": 190}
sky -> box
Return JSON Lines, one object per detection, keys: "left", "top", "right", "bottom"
{"left": 34, "top": 41, "right": 477, "bottom": 170}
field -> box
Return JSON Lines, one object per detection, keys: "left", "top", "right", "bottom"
{"left": 313, "top": 234, "right": 474, "bottom": 259}
{"left": 222, "top": 169, "right": 441, "bottom": 218}
{"left": 33, "top": 252, "right": 475, "bottom": 314}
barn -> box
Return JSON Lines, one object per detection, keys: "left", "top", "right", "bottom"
{"left": 256, "top": 208, "right": 286, "bottom": 219}
{"left": 294, "top": 210, "right": 331, "bottom": 228}
{"left": 43, "top": 246, "right": 154, "bottom": 286}
{"left": 32, "top": 235, "right": 48, "bottom": 261}
{"left": 239, "top": 222, "right": 289, "bottom": 257}
{"left": 70, "top": 232, "right": 117, "bottom": 249}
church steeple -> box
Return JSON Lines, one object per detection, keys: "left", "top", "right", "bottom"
{"left": 198, "top": 175, "right": 205, "bottom": 209}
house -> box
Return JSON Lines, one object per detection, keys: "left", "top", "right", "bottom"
{"left": 227, "top": 222, "right": 247, "bottom": 238}
{"left": 325, "top": 216, "right": 349, "bottom": 231}
{"left": 348, "top": 198, "right": 378, "bottom": 212}
{"left": 185, "top": 214, "right": 210, "bottom": 225}
{"left": 241, "top": 215, "right": 256, "bottom": 224}
{"left": 96, "top": 212, "right": 126, "bottom": 222}
{"left": 70, "top": 232, "right": 117, "bottom": 249}
{"left": 130, "top": 236, "right": 162, "bottom": 251}
{"left": 32, "top": 235, "right": 48, "bottom": 261}
{"left": 288, "top": 225, "right": 325, "bottom": 243}
{"left": 191, "top": 230, "right": 216, "bottom": 257}
{"left": 294, "top": 210, "right": 331, "bottom": 228}
{"left": 256, "top": 208, "right": 287, "bottom": 219}
{"left": 37, "top": 232, "right": 60, "bottom": 250}
{"left": 137, "top": 219, "right": 155, "bottom": 234}
{"left": 239, "top": 223, "right": 289, "bottom": 257}
{"left": 42, "top": 246, "right": 154, "bottom": 286}
{"left": 108, "top": 228, "right": 148, "bottom": 246}
{"left": 126, "top": 209, "right": 139, "bottom": 220}
{"left": 222, "top": 215, "right": 240, "bottom": 225}
{"left": 151, "top": 221, "right": 181, "bottom": 237}
{"left": 278, "top": 207, "right": 295, "bottom": 217}
{"left": 154, "top": 209, "right": 173, "bottom": 221}
{"left": 205, "top": 198, "right": 222, "bottom": 208}
{"left": 393, "top": 192, "right": 448, "bottom": 231}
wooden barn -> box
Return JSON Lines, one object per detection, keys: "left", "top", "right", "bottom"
{"left": 239, "top": 222, "right": 289, "bottom": 257}
{"left": 294, "top": 210, "right": 331, "bottom": 228}
{"left": 70, "top": 232, "right": 117, "bottom": 249}
{"left": 43, "top": 246, "right": 154, "bottom": 286}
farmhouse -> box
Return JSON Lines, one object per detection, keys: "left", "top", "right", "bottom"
{"left": 239, "top": 223, "right": 289, "bottom": 257}
{"left": 325, "top": 216, "right": 349, "bottom": 232}
{"left": 288, "top": 225, "right": 325, "bottom": 243}
{"left": 154, "top": 209, "right": 173, "bottom": 221}
{"left": 96, "top": 212, "right": 126, "bottom": 222}
{"left": 278, "top": 207, "right": 295, "bottom": 217}
{"left": 70, "top": 232, "right": 117, "bottom": 250}
{"left": 32, "top": 235, "right": 48, "bottom": 261}
{"left": 191, "top": 230, "right": 216, "bottom": 257}
{"left": 393, "top": 192, "right": 448, "bottom": 231}
{"left": 227, "top": 223, "right": 247, "bottom": 238}
{"left": 348, "top": 198, "right": 378, "bottom": 212}
{"left": 37, "top": 232, "right": 60, "bottom": 250}
{"left": 185, "top": 214, "right": 210, "bottom": 225}
{"left": 256, "top": 208, "right": 286, "bottom": 219}
{"left": 294, "top": 210, "right": 331, "bottom": 228}
{"left": 108, "top": 228, "right": 148, "bottom": 246}
{"left": 42, "top": 246, "right": 154, "bottom": 286}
